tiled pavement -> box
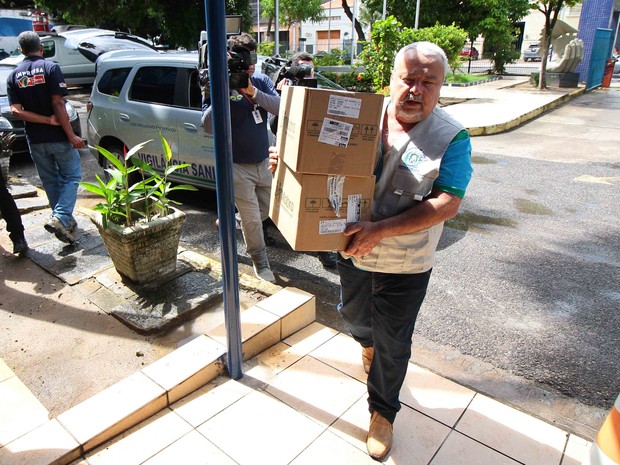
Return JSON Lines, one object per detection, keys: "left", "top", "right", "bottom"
{"left": 0, "top": 286, "right": 592, "bottom": 465}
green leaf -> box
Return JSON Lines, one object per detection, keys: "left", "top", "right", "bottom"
{"left": 165, "top": 163, "right": 191, "bottom": 176}
{"left": 160, "top": 132, "right": 173, "bottom": 164}
{"left": 125, "top": 140, "right": 153, "bottom": 160}
{"left": 168, "top": 184, "right": 199, "bottom": 192}
{"left": 97, "top": 145, "right": 125, "bottom": 172}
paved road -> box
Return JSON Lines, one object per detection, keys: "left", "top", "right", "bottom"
{"left": 10, "top": 86, "right": 618, "bottom": 435}
{"left": 424, "top": 87, "right": 620, "bottom": 410}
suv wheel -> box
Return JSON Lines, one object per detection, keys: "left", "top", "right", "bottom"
{"left": 100, "top": 142, "right": 139, "bottom": 184}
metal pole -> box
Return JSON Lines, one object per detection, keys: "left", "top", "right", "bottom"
{"left": 257, "top": 0, "right": 261, "bottom": 45}
{"left": 204, "top": 0, "right": 243, "bottom": 380}
{"left": 275, "top": 0, "right": 280, "bottom": 55}
{"left": 382, "top": 0, "right": 386, "bottom": 20}
{"left": 327, "top": 1, "right": 332, "bottom": 51}
{"left": 414, "top": 0, "right": 420, "bottom": 29}
{"left": 350, "top": 0, "right": 357, "bottom": 64}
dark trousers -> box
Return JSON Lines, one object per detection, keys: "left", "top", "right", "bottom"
{"left": 0, "top": 170, "right": 24, "bottom": 243}
{"left": 337, "top": 256, "right": 431, "bottom": 423}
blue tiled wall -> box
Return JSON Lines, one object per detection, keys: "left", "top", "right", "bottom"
{"left": 576, "top": 0, "right": 614, "bottom": 81}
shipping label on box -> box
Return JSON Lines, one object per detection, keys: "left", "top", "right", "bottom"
{"left": 277, "top": 86, "right": 384, "bottom": 177}
{"left": 270, "top": 162, "right": 375, "bottom": 251}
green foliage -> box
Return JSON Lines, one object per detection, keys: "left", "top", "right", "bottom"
{"left": 79, "top": 133, "right": 197, "bottom": 228}
{"left": 445, "top": 73, "right": 493, "bottom": 84}
{"left": 314, "top": 49, "right": 346, "bottom": 66}
{"left": 320, "top": 71, "right": 375, "bottom": 92}
{"left": 257, "top": 41, "right": 275, "bottom": 56}
{"left": 36, "top": 0, "right": 253, "bottom": 49}
{"left": 358, "top": 17, "right": 466, "bottom": 90}
{"left": 260, "top": 0, "right": 324, "bottom": 28}
{"left": 361, "top": 0, "right": 530, "bottom": 76}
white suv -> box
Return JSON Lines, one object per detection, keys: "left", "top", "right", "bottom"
{"left": 86, "top": 50, "right": 216, "bottom": 189}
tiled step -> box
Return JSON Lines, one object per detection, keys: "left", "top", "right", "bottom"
{"left": 0, "top": 287, "right": 315, "bottom": 465}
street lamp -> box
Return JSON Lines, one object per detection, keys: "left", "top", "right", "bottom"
{"left": 350, "top": 0, "right": 357, "bottom": 64}
{"left": 415, "top": 0, "right": 420, "bottom": 29}
{"left": 257, "top": 0, "right": 260, "bottom": 45}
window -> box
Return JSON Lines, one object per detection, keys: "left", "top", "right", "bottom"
{"left": 41, "top": 40, "right": 55, "bottom": 58}
{"left": 97, "top": 68, "right": 131, "bottom": 96}
{"left": 129, "top": 66, "right": 177, "bottom": 105}
{"left": 189, "top": 70, "right": 202, "bottom": 109}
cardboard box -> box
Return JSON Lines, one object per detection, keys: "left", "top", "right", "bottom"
{"left": 277, "top": 86, "right": 384, "bottom": 177}
{"left": 270, "top": 162, "right": 375, "bottom": 251}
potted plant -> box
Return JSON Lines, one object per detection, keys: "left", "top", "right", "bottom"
{"left": 80, "top": 133, "right": 197, "bottom": 283}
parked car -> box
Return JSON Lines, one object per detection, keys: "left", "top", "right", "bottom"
{"left": 524, "top": 43, "right": 541, "bottom": 62}
{"left": 87, "top": 49, "right": 217, "bottom": 189}
{"left": 0, "top": 63, "right": 82, "bottom": 159}
{"left": 87, "top": 50, "right": 346, "bottom": 190}
{"left": 20, "top": 29, "right": 159, "bottom": 87}
{"left": 459, "top": 46, "right": 479, "bottom": 60}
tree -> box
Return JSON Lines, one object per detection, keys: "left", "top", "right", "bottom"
{"left": 260, "top": 0, "right": 324, "bottom": 41}
{"left": 33, "top": 0, "right": 253, "bottom": 49}
{"left": 362, "top": 0, "right": 530, "bottom": 74}
{"left": 358, "top": 16, "right": 466, "bottom": 91}
{"left": 340, "top": 0, "right": 366, "bottom": 42}
{"left": 530, "top": 0, "right": 579, "bottom": 89}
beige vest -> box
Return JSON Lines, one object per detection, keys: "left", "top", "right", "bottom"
{"left": 349, "top": 105, "right": 464, "bottom": 273}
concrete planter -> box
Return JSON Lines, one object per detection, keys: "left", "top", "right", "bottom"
{"left": 92, "top": 207, "right": 186, "bottom": 283}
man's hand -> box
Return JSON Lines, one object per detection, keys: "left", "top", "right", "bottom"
{"left": 241, "top": 79, "right": 256, "bottom": 98}
{"left": 343, "top": 221, "right": 384, "bottom": 257}
{"left": 69, "top": 134, "right": 85, "bottom": 149}
{"left": 276, "top": 78, "right": 292, "bottom": 91}
{"left": 268, "top": 146, "right": 279, "bottom": 172}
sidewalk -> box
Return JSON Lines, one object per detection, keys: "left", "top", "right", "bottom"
{"left": 440, "top": 76, "right": 586, "bottom": 135}
{"left": 0, "top": 79, "right": 600, "bottom": 465}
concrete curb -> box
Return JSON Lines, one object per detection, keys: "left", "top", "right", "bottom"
{"left": 468, "top": 86, "right": 586, "bottom": 136}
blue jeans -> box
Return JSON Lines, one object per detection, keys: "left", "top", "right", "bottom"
{"left": 29, "top": 141, "right": 82, "bottom": 228}
{"left": 337, "top": 256, "right": 431, "bottom": 423}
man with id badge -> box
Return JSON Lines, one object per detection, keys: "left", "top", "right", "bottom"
{"left": 202, "top": 33, "right": 280, "bottom": 282}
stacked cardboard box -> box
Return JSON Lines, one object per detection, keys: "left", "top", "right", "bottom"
{"left": 270, "top": 86, "right": 384, "bottom": 251}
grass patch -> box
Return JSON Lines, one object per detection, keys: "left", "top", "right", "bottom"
{"left": 445, "top": 73, "right": 493, "bottom": 84}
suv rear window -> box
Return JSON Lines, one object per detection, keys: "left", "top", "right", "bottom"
{"left": 130, "top": 66, "right": 177, "bottom": 105}
{"left": 97, "top": 67, "right": 131, "bottom": 96}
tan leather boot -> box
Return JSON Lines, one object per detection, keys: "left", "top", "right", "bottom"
{"left": 367, "top": 410, "right": 393, "bottom": 461}
{"left": 362, "top": 346, "right": 374, "bottom": 374}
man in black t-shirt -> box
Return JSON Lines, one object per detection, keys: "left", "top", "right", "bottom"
{"left": 7, "top": 31, "right": 84, "bottom": 244}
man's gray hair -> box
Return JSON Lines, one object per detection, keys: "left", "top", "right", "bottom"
{"left": 18, "top": 31, "right": 41, "bottom": 54}
{"left": 395, "top": 42, "right": 448, "bottom": 77}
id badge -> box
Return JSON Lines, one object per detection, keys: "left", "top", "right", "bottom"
{"left": 252, "top": 105, "right": 263, "bottom": 124}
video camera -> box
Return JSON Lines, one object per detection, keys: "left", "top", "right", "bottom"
{"left": 197, "top": 16, "right": 257, "bottom": 99}
{"left": 198, "top": 44, "right": 257, "bottom": 97}
{"left": 267, "top": 56, "right": 318, "bottom": 90}
{"left": 226, "top": 46, "right": 257, "bottom": 89}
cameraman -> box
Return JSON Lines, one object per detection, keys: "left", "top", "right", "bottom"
{"left": 276, "top": 51, "right": 315, "bottom": 89}
{"left": 275, "top": 51, "right": 339, "bottom": 269}
{"left": 201, "top": 32, "right": 280, "bottom": 283}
